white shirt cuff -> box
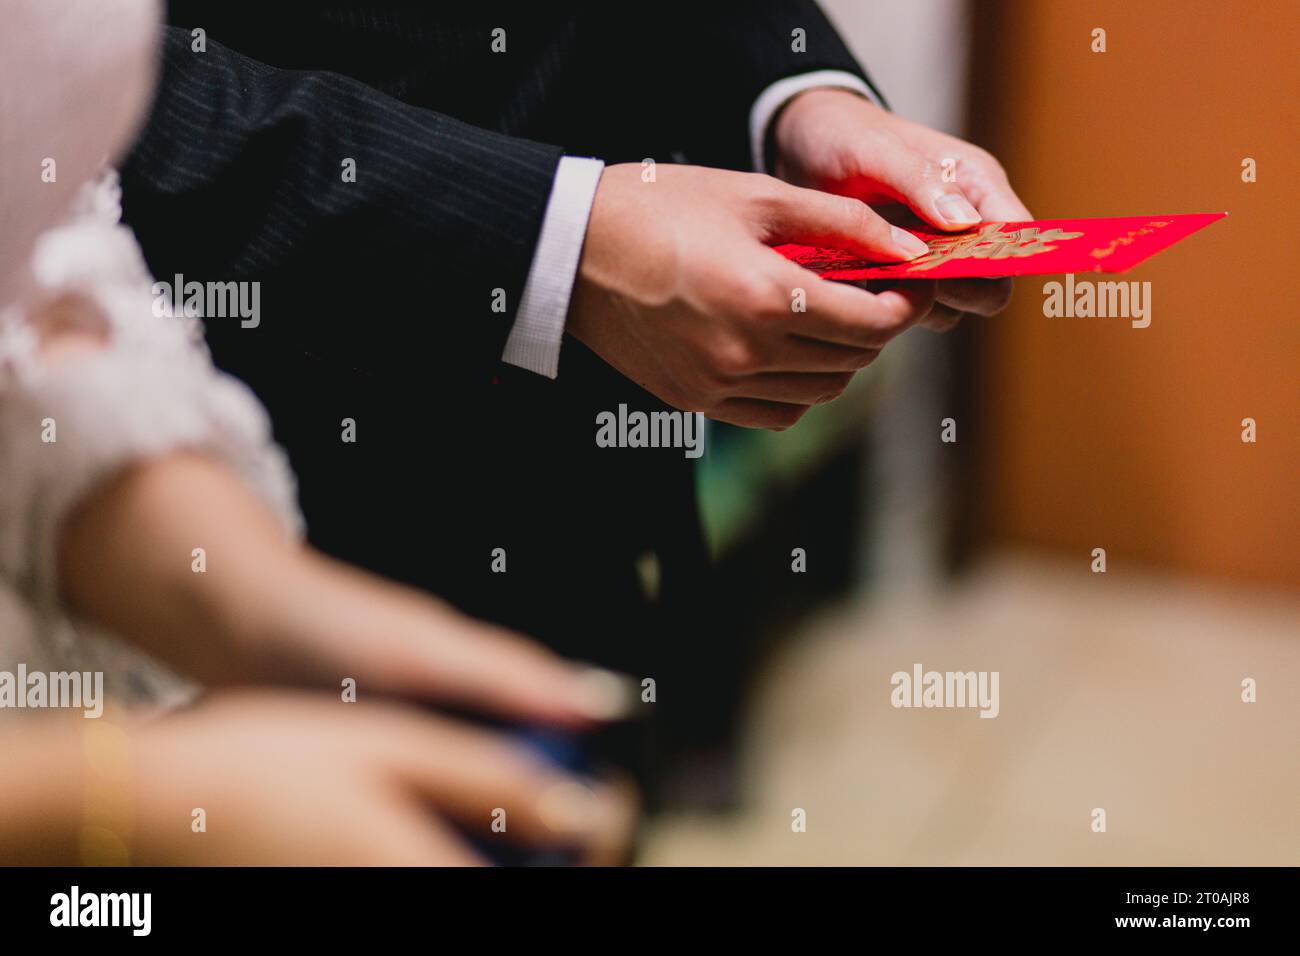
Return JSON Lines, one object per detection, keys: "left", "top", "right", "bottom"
{"left": 748, "top": 69, "right": 884, "bottom": 173}
{"left": 501, "top": 155, "right": 605, "bottom": 379}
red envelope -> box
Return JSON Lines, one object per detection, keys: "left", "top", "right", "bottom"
{"left": 775, "top": 213, "right": 1227, "bottom": 281}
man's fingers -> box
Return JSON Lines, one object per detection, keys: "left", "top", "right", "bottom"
{"left": 967, "top": 174, "right": 1032, "bottom": 222}
{"left": 935, "top": 277, "right": 1013, "bottom": 316}
{"left": 709, "top": 397, "right": 811, "bottom": 430}
{"left": 757, "top": 178, "right": 930, "bottom": 261}
{"left": 920, "top": 303, "right": 965, "bottom": 333}
{"left": 783, "top": 338, "right": 881, "bottom": 372}
{"left": 732, "top": 371, "right": 856, "bottom": 405}
{"left": 836, "top": 130, "right": 984, "bottom": 232}
{"left": 771, "top": 258, "right": 935, "bottom": 349}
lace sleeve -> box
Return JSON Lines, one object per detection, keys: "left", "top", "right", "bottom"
{"left": 0, "top": 173, "right": 303, "bottom": 614}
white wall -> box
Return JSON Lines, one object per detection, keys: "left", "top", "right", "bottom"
{"left": 818, "top": 0, "right": 974, "bottom": 592}
{"left": 820, "top": 0, "right": 971, "bottom": 133}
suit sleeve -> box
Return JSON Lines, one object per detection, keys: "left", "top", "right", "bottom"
{"left": 120, "top": 27, "right": 565, "bottom": 381}
{"left": 656, "top": 0, "right": 886, "bottom": 172}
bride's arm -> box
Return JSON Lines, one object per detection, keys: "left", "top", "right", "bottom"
{"left": 0, "top": 692, "right": 633, "bottom": 865}
{"left": 0, "top": 251, "right": 626, "bottom": 727}
{"left": 57, "top": 448, "right": 301, "bottom": 684}
{"left": 54, "top": 447, "right": 628, "bottom": 727}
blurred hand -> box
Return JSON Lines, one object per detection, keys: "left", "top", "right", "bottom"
{"left": 569, "top": 162, "right": 936, "bottom": 429}
{"left": 59, "top": 454, "right": 636, "bottom": 730}
{"left": 17, "top": 691, "right": 630, "bottom": 865}
{"left": 233, "top": 549, "right": 637, "bottom": 729}
{"left": 774, "top": 88, "right": 1032, "bottom": 331}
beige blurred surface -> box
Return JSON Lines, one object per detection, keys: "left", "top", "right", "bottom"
{"left": 642, "top": 554, "right": 1298, "bottom": 865}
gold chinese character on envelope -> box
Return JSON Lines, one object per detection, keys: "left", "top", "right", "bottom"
{"left": 776, "top": 213, "right": 1226, "bottom": 281}
{"left": 905, "top": 224, "right": 1085, "bottom": 272}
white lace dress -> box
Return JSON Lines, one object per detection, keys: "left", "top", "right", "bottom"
{"left": 0, "top": 173, "right": 302, "bottom": 711}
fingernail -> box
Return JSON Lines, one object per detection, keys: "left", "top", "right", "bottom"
{"left": 890, "top": 225, "right": 928, "bottom": 259}
{"left": 936, "top": 193, "right": 980, "bottom": 225}
{"left": 536, "top": 780, "right": 619, "bottom": 838}
{"left": 571, "top": 666, "right": 636, "bottom": 721}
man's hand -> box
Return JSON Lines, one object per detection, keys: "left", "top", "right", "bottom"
{"left": 568, "top": 163, "right": 936, "bottom": 429}
{"left": 774, "top": 88, "right": 1032, "bottom": 331}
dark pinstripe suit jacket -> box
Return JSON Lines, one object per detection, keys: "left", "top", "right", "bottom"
{"left": 120, "top": 2, "right": 878, "bottom": 682}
